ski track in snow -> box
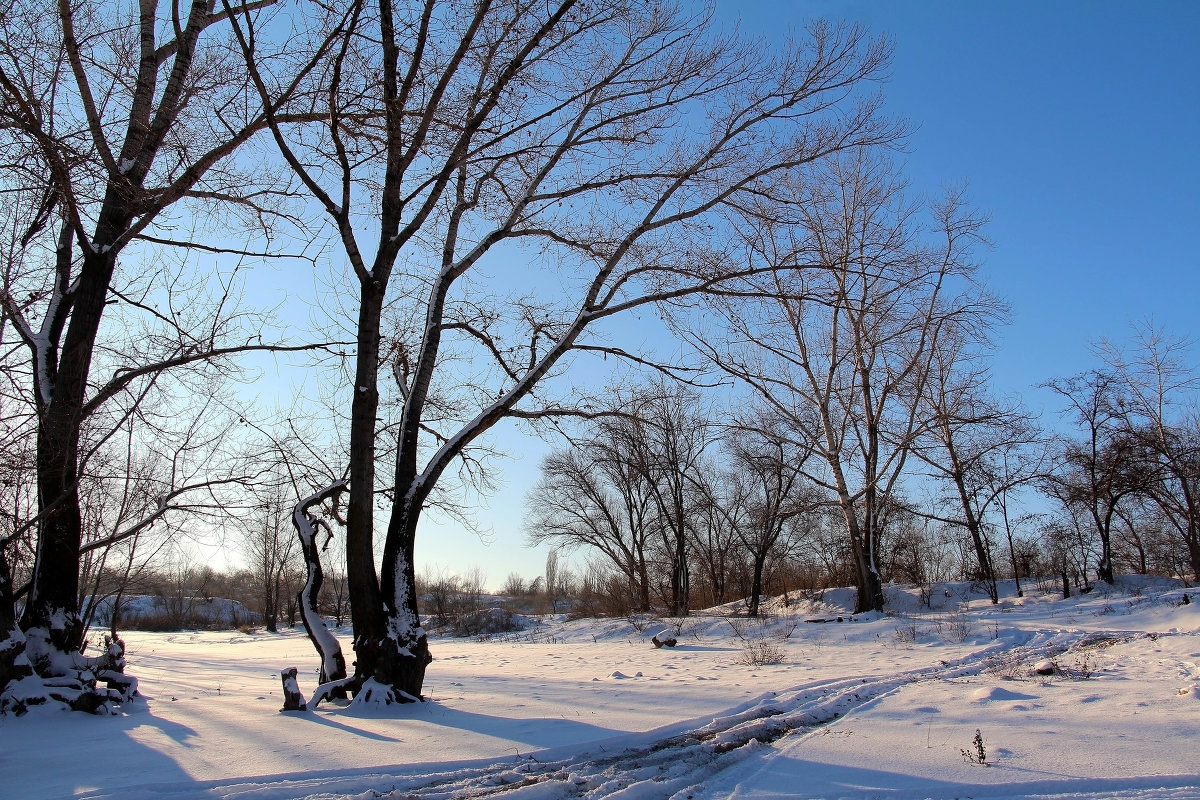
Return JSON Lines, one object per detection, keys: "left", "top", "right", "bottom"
{"left": 59, "top": 622, "right": 1200, "bottom": 800}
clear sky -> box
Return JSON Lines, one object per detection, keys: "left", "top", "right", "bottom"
{"left": 397, "top": 1, "right": 1200, "bottom": 588}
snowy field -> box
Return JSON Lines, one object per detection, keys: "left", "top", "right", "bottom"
{"left": 3, "top": 578, "right": 1199, "bottom": 800}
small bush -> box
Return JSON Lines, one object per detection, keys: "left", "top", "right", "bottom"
{"left": 983, "top": 651, "right": 1025, "bottom": 680}
{"left": 893, "top": 620, "right": 920, "bottom": 645}
{"left": 737, "top": 638, "right": 786, "bottom": 666}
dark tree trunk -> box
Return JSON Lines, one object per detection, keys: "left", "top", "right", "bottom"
{"left": 747, "top": 554, "right": 767, "bottom": 617}
{"left": 1188, "top": 523, "right": 1200, "bottom": 583}
{"left": 24, "top": 245, "right": 121, "bottom": 653}
{"left": 369, "top": 499, "right": 431, "bottom": 701}
{"left": 280, "top": 667, "right": 306, "bottom": 711}
{"left": 345, "top": 280, "right": 388, "bottom": 688}
{"left": 669, "top": 530, "right": 689, "bottom": 617}
{"left": 637, "top": 561, "right": 652, "bottom": 612}
{"left": 841, "top": 501, "right": 884, "bottom": 614}
{"left": 1095, "top": 535, "right": 1115, "bottom": 584}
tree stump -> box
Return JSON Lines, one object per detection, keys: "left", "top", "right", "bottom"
{"left": 280, "top": 667, "right": 307, "bottom": 711}
{"left": 651, "top": 631, "right": 677, "bottom": 648}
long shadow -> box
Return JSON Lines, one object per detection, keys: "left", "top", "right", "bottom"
{"left": 405, "top": 702, "right": 622, "bottom": 748}
{"left": 279, "top": 709, "right": 404, "bottom": 742}
{"left": 4, "top": 704, "right": 200, "bottom": 800}
{"left": 668, "top": 644, "right": 739, "bottom": 653}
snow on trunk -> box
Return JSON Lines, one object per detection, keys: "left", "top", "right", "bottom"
{"left": 292, "top": 482, "right": 349, "bottom": 702}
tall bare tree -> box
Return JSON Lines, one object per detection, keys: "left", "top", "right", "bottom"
{"left": 233, "top": 0, "right": 896, "bottom": 699}
{"left": 526, "top": 419, "right": 657, "bottom": 612}
{"left": 725, "top": 418, "right": 817, "bottom": 616}
{"left": 912, "top": 331, "right": 1051, "bottom": 603}
{"left": 0, "top": 0, "right": 332, "bottom": 711}
{"left": 685, "top": 151, "right": 995, "bottom": 613}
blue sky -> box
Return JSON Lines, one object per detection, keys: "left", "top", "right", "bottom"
{"left": 721, "top": 1, "right": 1200, "bottom": 407}
{"left": 407, "top": 2, "right": 1200, "bottom": 586}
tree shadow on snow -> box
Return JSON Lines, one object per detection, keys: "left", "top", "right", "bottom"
{"left": 2, "top": 707, "right": 201, "bottom": 799}
{"left": 662, "top": 644, "right": 738, "bottom": 653}
{"left": 412, "top": 702, "right": 622, "bottom": 748}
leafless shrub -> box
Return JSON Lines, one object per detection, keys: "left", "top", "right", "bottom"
{"left": 893, "top": 620, "right": 920, "bottom": 645}
{"left": 941, "top": 612, "right": 974, "bottom": 643}
{"left": 983, "top": 650, "right": 1026, "bottom": 680}
{"left": 737, "top": 638, "right": 787, "bottom": 666}
{"left": 776, "top": 616, "right": 800, "bottom": 640}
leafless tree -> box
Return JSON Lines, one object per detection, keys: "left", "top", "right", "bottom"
{"left": 723, "top": 418, "right": 819, "bottom": 616}
{"left": 232, "top": 0, "right": 896, "bottom": 699}
{"left": 630, "top": 383, "right": 715, "bottom": 617}
{"left": 242, "top": 490, "right": 300, "bottom": 632}
{"left": 526, "top": 417, "right": 657, "bottom": 612}
{"left": 1097, "top": 323, "right": 1200, "bottom": 581}
{"left": 685, "top": 151, "right": 994, "bottom": 613}
{"left": 0, "top": 0, "right": 329, "bottom": 710}
{"left": 1045, "top": 370, "right": 1152, "bottom": 584}
{"left": 913, "top": 331, "right": 1051, "bottom": 602}
{"left": 687, "top": 466, "right": 745, "bottom": 608}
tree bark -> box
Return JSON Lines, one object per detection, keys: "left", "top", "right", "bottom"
{"left": 24, "top": 244, "right": 122, "bottom": 653}
{"left": 345, "top": 280, "right": 388, "bottom": 689}
{"left": 294, "top": 482, "right": 348, "bottom": 696}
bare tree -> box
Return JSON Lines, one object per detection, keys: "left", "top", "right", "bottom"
{"left": 1045, "top": 370, "right": 1151, "bottom": 584}
{"left": 243, "top": 490, "right": 300, "bottom": 632}
{"left": 687, "top": 466, "right": 745, "bottom": 608}
{"left": 232, "top": 0, "right": 896, "bottom": 700}
{"left": 1097, "top": 323, "right": 1200, "bottom": 581}
{"left": 0, "top": 0, "right": 328, "bottom": 710}
{"left": 686, "top": 152, "right": 994, "bottom": 613}
{"left": 724, "top": 418, "right": 817, "bottom": 616}
{"left": 913, "top": 332, "right": 1050, "bottom": 603}
{"left": 542, "top": 550, "right": 570, "bottom": 615}
{"left": 630, "top": 384, "right": 715, "bottom": 617}
{"left": 526, "top": 418, "right": 657, "bottom": 612}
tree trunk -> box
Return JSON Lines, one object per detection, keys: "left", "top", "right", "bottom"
{"left": 637, "top": 561, "right": 652, "bottom": 613}
{"left": 294, "top": 483, "right": 348, "bottom": 697}
{"left": 365, "top": 498, "right": 431, "bottom": 701}
{"left": 1095, "top": 529, "right": 1114, "bottom": 584}
{"left": 840, "top": 501, "right": 884, "bottom": 614}
{"left": 747, "top": 554, "right": 766, "bottom": 617}
{"left": 24, "top": 246, "right": 121, "bottom": 654}
{"left": 345, "top": 280, "right": 388, "bottom": 690}
{"left": 669, "top": 531, "right": 689, "bottom": 617}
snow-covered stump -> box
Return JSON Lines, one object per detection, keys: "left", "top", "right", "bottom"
{"left": 652, "top": 630, "right": 678, "bottom": 648}
{"left": 2, "top": 628, "right": 136, "bottom": 715}
{"left": 280, "top": 667, "right": 307, "bottom": 712}
{"left": 292, "top": 481, "right": 350, "bottom": 704}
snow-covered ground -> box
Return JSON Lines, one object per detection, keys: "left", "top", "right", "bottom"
{"left": 3, "top": 578, "right": 1198, "bottom": 800}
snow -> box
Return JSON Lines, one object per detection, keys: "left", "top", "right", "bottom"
{"left": 2, "top": 577, "right": 1199, "bottom": 800}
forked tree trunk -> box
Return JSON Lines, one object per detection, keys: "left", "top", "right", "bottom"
{"left": 840, "top": 500, "right": 885, "bottom": 614}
